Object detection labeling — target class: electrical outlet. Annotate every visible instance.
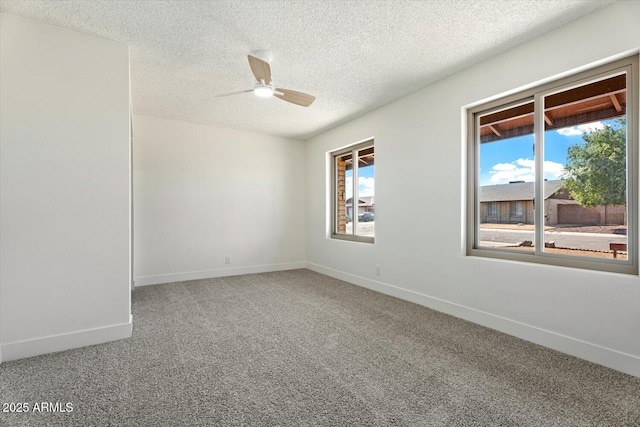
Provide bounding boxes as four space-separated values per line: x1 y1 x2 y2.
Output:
225 256 231 265
376 264 381 276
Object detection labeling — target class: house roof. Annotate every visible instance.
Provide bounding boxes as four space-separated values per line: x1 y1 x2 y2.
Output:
346 196 374 207
479 180 565 202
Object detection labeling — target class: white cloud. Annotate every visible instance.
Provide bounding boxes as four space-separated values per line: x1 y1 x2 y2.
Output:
491 162 516 171
359 177 375 197
556 121 605 136
345 176 352 199
487 158 564 185
516 158 534 169
345 176 375 198
543 160 565 180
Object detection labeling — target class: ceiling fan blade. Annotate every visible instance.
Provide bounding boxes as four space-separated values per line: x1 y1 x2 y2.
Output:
215 89 253 97
274 88 316 107
248 55 272 85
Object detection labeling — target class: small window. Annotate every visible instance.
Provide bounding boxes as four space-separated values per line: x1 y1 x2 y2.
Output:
331 140 375 243
467 55 638 274
510 201 523 218
488 202 498 218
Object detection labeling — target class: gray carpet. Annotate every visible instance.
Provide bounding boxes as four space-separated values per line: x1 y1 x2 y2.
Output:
1 269 639 426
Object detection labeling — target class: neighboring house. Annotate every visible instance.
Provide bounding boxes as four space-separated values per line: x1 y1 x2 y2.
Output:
479 180 625 225
346 196 374 219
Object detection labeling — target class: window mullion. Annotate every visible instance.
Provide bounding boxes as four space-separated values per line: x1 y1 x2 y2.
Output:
624 63 638 269
474 113 482 249
334 155 340 235
352 148 359 235
533 93 545 255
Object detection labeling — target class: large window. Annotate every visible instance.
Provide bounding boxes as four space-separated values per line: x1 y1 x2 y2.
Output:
467 55 638 274
331 140 375 243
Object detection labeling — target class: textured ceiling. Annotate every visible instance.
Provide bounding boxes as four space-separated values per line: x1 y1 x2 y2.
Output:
0 0 615 140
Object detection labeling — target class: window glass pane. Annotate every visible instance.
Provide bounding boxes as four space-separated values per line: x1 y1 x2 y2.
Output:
332 141 374 242
510 201 523 217
356 147 375 238
543 74 628 260
469 56 636 273
478 102 534 251
488 202 497 217
335 152 352 235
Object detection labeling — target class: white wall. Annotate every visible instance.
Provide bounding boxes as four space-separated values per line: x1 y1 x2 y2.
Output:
0 14 131 362
133 115 306 286
305 1 640 377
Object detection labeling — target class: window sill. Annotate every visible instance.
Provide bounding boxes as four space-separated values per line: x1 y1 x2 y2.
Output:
467 247 637 275
331 234 374 244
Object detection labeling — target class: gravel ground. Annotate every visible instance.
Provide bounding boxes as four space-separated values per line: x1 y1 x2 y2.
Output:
482 223 626 235
509 239 628 260
481 224 628 259
537 247 627 260
553 225 626 235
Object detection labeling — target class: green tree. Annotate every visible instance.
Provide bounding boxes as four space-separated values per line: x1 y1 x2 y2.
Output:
562 119 626 207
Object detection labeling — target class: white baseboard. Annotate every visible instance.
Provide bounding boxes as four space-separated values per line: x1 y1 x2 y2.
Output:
306 262 640 378
134 261 307 287
0 316 132 363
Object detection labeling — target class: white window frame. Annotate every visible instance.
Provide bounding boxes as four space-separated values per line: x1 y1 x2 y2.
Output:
467 55 638 275
331 139 375 243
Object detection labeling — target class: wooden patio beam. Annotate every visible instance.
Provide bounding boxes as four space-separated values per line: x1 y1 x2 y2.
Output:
610 93 622 112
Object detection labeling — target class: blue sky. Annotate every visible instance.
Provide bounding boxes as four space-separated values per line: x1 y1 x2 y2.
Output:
345 164 375 198
479 121 612 186
347 119 619 194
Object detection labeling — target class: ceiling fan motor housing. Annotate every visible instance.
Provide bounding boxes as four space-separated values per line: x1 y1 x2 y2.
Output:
254 82 275 97
251 50 273 64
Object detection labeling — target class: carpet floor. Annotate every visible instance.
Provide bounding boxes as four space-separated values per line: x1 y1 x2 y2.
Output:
1 269 639 426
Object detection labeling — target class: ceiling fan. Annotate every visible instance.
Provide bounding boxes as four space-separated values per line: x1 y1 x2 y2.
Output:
216 52 316 107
